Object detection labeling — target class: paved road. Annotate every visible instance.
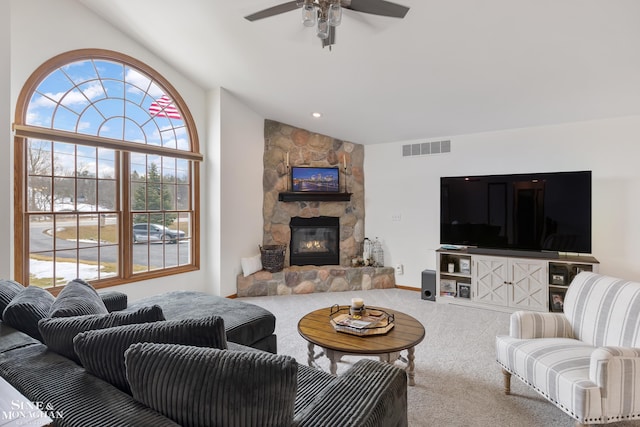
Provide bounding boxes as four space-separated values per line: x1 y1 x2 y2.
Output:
29 221 190 269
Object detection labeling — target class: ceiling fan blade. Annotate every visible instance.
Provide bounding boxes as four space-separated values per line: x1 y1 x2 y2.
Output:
245 1 303 22
344 0 409 18
322 25 336 49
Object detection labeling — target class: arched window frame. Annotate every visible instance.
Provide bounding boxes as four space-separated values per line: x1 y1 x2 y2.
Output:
13 49 201 293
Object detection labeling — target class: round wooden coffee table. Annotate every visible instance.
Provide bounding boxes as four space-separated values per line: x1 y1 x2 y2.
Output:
297 306 425 386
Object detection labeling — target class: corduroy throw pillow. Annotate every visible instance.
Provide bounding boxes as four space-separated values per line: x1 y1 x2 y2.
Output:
0 279 24 320
2 286 55 341
49 278 108 317
125 343 298 427
74 316 227 393
38 305 165 363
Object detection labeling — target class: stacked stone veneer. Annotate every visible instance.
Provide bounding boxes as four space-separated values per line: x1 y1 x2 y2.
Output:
237 265 396 297
262 119 365 266
236 120 395 298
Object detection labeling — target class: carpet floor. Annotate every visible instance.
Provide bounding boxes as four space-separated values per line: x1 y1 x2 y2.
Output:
240 288 640 427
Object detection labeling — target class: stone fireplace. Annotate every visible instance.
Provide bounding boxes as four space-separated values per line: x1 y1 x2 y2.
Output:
290 216 339 266
236 120 396 297
262 120 365 266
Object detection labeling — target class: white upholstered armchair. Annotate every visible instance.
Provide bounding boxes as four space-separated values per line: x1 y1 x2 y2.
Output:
496 272 640 426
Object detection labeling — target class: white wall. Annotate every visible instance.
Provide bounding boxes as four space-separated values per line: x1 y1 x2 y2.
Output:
9 0 212 300
203 87 264 297
0 1 10 278
205 88 222 296
218 89 265 297
365 116 640 288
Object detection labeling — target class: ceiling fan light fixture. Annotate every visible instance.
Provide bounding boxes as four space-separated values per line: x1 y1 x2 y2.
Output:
316 17 329 39
302 3 316 27
246 0 410 49
328 2 342 26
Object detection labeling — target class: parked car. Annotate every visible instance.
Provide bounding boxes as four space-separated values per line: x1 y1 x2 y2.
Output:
133 223 185 244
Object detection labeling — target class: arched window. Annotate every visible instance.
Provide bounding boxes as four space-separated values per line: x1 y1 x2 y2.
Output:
14 49 201 292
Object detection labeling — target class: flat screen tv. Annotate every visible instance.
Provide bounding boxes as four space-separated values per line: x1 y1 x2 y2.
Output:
440 171 592 254
291 167 340 192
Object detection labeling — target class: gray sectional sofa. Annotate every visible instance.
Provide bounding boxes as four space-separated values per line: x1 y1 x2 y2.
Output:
0 279 408 426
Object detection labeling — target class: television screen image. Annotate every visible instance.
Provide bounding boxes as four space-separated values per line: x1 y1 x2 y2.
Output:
440 171 592 254
291 167 340 192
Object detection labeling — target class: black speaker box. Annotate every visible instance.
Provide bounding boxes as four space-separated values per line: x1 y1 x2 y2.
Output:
421 269 436 301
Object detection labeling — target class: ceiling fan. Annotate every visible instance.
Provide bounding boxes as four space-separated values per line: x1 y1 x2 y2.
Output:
244 0 410 49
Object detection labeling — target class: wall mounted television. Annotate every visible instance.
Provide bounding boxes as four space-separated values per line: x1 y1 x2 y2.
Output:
440 171 592 256
291 167 340 192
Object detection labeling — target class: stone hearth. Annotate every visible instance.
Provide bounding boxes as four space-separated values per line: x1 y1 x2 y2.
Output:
237 266 396 297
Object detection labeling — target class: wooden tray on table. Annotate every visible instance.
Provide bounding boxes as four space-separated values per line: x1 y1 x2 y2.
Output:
329 304 395 336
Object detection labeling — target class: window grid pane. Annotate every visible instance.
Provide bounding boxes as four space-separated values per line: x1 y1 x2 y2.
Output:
26 58 191 152
18 51 198 289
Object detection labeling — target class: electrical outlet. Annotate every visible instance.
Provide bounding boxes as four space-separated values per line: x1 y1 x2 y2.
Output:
395 264 404 275
391 214 402 222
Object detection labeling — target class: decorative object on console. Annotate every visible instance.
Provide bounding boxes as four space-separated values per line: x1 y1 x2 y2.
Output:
550 273 567 286
440 279 456 297
457 283 471 299
549 264 568 286
549 289 566 312
459 259 471 275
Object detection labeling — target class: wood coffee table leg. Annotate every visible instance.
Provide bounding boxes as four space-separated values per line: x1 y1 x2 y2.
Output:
407 346 416 386
307 342 315 367
325 349 340 376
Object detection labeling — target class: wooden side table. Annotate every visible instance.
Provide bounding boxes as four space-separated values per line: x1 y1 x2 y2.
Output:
297 306 425 386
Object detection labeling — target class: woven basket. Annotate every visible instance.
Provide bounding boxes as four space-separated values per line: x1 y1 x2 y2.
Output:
260 244 286 273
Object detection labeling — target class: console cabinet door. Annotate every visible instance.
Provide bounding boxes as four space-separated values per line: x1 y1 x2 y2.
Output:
474 256 547 311
474 256 509 306
509 258 547 311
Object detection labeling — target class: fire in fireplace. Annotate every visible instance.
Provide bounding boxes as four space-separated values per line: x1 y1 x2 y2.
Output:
290 216 339 266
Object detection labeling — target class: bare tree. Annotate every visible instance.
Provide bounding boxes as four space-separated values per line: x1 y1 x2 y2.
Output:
27 140 52 212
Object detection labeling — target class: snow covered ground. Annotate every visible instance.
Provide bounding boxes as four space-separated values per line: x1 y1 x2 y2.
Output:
30 259 102 282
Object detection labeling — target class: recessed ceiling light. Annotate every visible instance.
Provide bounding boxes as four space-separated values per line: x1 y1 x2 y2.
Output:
311 112 322 118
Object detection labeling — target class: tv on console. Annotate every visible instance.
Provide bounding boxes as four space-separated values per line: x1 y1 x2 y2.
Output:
291 167 340 192
440 171 592 256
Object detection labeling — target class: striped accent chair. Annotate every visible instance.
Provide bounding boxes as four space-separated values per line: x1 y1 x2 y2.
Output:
496 272 640 426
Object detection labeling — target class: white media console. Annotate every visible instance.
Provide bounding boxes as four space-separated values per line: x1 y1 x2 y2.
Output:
436 248 599 313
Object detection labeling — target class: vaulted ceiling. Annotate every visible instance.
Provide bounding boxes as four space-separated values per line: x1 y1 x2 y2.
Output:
77 0 640 145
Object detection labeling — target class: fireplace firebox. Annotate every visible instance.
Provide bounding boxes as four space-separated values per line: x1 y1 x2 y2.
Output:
290 216 339 266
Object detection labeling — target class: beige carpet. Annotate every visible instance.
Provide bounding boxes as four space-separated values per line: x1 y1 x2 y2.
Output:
240 288 640 427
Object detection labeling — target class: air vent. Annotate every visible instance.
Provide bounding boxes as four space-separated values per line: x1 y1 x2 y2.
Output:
402 140 451 157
